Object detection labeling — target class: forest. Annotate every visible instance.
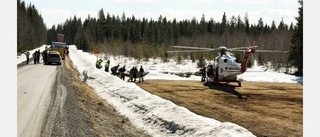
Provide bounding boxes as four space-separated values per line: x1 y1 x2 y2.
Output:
17 0 303 76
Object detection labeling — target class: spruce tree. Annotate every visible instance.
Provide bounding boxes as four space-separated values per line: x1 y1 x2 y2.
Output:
220 12 227 35
288 0 303 76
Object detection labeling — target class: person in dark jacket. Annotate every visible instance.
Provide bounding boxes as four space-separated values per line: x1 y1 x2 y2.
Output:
111 65 120 76
36 49 40 64
139 66 145 82
128 67 135 82
201 67 206 82
24 51 30 64
133 67 138 82
207 64 213 78
118 65 126 81
33 51 37 64
42 49 48 65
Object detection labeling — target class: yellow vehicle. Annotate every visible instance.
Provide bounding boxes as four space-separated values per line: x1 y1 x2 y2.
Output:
51 42 67 60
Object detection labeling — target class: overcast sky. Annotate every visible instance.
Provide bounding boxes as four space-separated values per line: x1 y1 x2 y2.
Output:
21 0 300 28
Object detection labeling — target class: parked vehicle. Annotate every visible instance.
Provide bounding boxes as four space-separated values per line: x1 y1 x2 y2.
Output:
46 51 62 65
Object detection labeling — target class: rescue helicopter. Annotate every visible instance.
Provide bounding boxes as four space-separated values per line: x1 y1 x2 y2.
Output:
166 41 288 87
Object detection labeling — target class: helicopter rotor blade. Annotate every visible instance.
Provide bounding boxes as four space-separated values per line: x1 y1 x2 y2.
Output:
232 49 288 53
226 51 234 56
228 46 258 51
170 46 215 50
166 49 214 53
253 50 289 53
168 44 288 53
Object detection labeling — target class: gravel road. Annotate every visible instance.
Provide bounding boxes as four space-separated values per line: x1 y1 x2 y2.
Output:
18 57 151 137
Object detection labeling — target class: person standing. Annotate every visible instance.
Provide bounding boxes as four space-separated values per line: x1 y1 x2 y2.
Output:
133 67 138 82
33 51 37 64
207 64 213 78
25 51 30 64
139 66 145 82
42 49 48 65
65 46 69 56
105 60 110 72
201 67 206 82
36 49 40 64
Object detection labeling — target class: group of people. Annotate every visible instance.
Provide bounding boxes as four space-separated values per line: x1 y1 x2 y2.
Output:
96 59 110 72
32 50 41 64
97 59 145 82
127 66 144 82
24 46 52 65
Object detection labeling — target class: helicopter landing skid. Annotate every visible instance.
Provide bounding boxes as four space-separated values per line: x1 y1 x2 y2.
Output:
205 77 242 87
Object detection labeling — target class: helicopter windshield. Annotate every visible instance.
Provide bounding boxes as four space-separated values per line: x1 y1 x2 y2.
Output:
217 53 240 67
225 53 237 61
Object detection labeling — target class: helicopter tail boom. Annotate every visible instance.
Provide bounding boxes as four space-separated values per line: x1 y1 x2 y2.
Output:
241 47 256 73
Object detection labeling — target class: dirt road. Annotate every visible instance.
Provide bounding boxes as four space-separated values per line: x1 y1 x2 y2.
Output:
137 80 303 137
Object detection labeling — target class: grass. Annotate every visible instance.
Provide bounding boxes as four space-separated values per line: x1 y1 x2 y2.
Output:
137 80 303 137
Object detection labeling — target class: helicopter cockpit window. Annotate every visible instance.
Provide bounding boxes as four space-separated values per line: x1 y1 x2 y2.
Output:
224 59 227 63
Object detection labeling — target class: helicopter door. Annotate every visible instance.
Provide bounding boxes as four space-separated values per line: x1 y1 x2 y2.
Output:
214 66 218 81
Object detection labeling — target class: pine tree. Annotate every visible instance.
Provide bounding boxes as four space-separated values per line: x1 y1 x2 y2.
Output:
288 0 303 76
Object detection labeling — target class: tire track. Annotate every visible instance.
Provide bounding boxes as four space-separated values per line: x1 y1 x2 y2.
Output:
42 67 68 137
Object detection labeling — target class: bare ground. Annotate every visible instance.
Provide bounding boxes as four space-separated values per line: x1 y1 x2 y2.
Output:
136 80 303 137
65 56 152 137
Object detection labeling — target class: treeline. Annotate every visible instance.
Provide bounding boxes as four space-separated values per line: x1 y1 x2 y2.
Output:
17 0 47 52
48 9 293 68
17 0 303 75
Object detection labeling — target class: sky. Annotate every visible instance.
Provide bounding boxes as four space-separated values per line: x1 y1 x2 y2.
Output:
19 0 301 29
15 44 305 136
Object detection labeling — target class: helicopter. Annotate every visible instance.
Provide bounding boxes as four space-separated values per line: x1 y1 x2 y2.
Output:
166 41 288 87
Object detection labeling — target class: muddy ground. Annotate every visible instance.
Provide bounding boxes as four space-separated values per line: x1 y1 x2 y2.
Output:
137 80 303 137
